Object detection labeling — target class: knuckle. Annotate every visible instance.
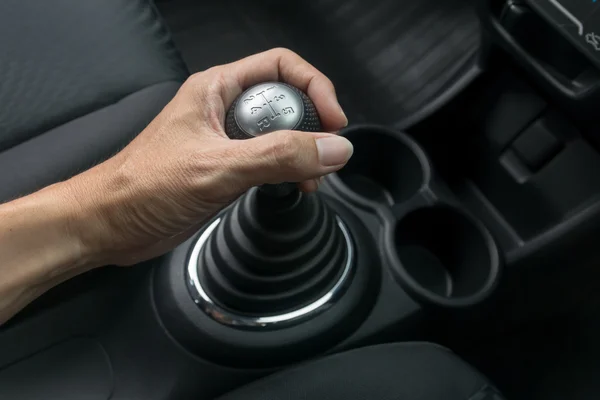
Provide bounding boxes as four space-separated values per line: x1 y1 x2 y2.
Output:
323 75 335 89
186 70 224 95
182 73 211 103
209 70 229 97
269 47 297 59
272 132 303 169
183 70 229 130
185 72 206 91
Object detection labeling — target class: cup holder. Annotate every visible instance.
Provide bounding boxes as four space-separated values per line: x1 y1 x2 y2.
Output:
329 125 501 309
336 126 430 206
389 205 502 308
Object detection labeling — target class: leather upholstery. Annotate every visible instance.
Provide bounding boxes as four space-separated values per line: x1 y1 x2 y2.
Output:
0 82 181 202
0 0 187 153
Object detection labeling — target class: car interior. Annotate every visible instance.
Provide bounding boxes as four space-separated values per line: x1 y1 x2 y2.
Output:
2 0 600 399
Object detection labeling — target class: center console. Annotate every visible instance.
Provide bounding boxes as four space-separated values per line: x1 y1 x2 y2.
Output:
154 82 503 368
154 122 503 369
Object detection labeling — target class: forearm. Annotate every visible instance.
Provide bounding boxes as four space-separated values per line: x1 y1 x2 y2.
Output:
0 184 95 325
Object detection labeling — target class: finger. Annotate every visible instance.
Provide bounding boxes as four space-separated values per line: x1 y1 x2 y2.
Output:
216 48 348 131
298 179 319 193
222 130 353 190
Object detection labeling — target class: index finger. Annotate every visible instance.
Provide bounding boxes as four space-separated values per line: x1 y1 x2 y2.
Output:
217 48 348 132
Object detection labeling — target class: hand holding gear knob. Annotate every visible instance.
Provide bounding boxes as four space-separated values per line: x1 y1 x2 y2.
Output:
225 82 324 196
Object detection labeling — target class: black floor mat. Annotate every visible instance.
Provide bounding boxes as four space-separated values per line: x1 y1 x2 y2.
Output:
157 0 480 126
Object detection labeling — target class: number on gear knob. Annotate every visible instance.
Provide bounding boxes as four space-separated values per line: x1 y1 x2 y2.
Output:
225 82 322 140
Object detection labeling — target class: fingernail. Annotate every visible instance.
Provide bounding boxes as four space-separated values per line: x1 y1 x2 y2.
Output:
340 109 348 127
316 136 354 167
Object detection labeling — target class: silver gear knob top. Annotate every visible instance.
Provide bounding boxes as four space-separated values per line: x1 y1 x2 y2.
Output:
225 82 322 140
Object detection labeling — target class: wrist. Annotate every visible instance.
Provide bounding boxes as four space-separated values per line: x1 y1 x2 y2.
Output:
0 180 106 324
58 157 151 267
55 168 117 269
0 184 96 301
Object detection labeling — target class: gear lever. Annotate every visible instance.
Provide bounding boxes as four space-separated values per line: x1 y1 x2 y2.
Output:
188 82 354 328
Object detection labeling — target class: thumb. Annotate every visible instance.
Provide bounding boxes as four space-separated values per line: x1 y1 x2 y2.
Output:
226 130 354 188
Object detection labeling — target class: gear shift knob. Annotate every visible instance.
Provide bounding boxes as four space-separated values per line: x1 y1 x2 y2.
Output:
225 82 322 139
225 82 322 197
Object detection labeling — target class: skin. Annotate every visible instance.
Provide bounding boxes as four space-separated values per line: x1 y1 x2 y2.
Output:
0 48 353 325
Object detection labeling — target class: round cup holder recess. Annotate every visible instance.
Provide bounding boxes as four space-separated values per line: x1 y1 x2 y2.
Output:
334 125 431 207
389 205 501 308
328 125 503 309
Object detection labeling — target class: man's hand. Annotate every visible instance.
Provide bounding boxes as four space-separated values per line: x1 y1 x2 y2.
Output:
62 48 352 267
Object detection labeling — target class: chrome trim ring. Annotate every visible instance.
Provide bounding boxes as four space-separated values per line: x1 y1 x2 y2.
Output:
186 216 355 330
